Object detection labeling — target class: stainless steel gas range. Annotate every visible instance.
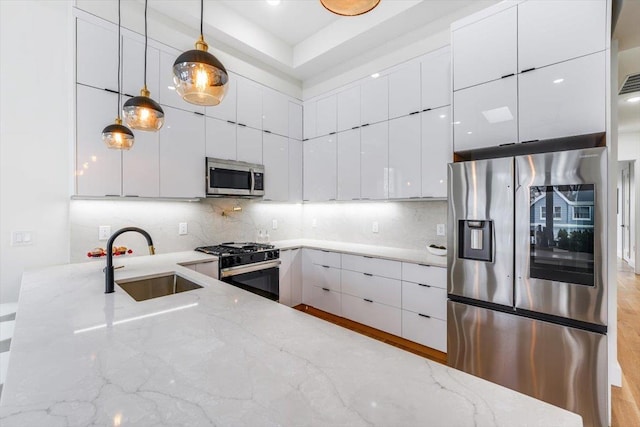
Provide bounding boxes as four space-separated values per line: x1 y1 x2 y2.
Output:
195 242 280 301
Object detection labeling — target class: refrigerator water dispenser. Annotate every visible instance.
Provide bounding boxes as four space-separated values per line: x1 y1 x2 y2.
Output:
458 220 493 262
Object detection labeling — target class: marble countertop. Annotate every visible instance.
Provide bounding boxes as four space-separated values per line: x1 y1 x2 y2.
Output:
0 252 581 426
272 239 448 268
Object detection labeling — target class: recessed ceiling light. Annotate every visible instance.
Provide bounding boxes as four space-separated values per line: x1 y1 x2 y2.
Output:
266 0 281 5
627 96 640 103
467 131 473 135
439 114 446 119
371 73 380 79
167 85 175 91
452 121 461 125
553 78 564 84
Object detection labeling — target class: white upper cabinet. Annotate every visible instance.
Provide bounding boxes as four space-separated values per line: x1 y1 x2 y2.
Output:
519 51 606 143
452 6 517 90
389 62 421 119
236 126 262 164
121 34 159 98
303 100 317 140
76 85 122 197
303 135 337 201
360 122 389 200
389 114 421 199
289 139 303 202
236 76 262 129
288 102 303 140
337 128 361 201
316 94 337 137
421 47 451 110
361 75 389 125
422 107 451 198
453 76 518 151
205 72 237 123
159 106 205 198
262 88 289 137
205 117 236 161
158 48 205 114
518 0 607 72
122 95 160 198
76 18 118 91
262 133 289 201
337 86 361 132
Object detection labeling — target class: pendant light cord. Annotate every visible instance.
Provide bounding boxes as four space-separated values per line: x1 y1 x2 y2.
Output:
117 0 122 118
144 0 148 88
200 0 204 37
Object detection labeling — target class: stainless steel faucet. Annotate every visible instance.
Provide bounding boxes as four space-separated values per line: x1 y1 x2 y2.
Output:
105 227 155 293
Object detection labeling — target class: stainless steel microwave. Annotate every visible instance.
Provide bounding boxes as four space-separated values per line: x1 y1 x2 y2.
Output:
206 158 264 197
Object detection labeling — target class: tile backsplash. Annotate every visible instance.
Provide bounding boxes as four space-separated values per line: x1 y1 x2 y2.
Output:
70 199 446 262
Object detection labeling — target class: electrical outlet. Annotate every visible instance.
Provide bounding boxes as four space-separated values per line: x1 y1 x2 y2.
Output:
372 221 379 233
11 230 34 246
99 226 111 241
272 219 278 230
178 222 188 235
436 224 446 236
312 218 317 228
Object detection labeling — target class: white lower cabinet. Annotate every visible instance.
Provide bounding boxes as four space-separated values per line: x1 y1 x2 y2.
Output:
402 311 447 352
305 249 341 268
401 281 447 321
306 264 341 292
279 249 301 307
311 286 342 316
341 253 401 279
341 270 401 308
342 294 401 336
182 261 218 279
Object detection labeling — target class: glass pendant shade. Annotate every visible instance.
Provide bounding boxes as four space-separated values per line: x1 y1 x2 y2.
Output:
173 36 229 106
320 0 380 16
102 118 135 150
123 87 165 131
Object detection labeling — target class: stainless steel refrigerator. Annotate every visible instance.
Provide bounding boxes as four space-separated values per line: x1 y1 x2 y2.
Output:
447 147 608 427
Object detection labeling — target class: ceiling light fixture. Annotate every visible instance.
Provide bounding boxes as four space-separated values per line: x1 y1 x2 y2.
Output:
123 0 164 131
553 78 564 84
626 96 640 103
321 0 381 16
173 0 229 106
102 0 134 150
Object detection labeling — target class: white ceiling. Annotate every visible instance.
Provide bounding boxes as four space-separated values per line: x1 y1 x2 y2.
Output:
150 0 489 82
615 1 640 135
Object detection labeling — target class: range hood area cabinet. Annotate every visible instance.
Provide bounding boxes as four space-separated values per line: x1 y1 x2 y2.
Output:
451 0 608 152
302 46 452 202
74 12 302 201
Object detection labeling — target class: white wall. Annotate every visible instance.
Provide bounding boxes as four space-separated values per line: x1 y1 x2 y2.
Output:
618 132 640 272
0 1 73 303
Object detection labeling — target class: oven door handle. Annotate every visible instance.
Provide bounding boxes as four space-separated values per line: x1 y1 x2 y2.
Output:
220 259 280 278
250 168 255 193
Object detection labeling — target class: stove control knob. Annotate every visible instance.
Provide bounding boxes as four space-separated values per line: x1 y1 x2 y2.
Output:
235 256 242 264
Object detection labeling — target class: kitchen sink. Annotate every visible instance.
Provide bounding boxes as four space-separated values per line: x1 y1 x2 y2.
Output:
116 274 203 302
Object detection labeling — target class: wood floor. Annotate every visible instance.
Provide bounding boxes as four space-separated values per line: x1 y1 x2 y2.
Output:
611 260 640 427
295 261 640 426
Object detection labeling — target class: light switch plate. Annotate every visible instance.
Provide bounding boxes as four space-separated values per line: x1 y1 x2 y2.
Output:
272 219 278 230
99 226 111 241
179 222 188 235
312 219 317 228
11 230 34 246
372 221 379 233
436 224 446 236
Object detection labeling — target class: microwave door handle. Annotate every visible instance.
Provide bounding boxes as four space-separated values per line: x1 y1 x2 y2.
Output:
250 168 255 193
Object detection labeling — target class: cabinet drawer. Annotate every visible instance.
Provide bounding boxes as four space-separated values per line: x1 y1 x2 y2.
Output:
304 249 341 268
342 294 401 336
341 270 401 308
310 286 342 317
401 281 447 320
401 263 446 289
305 264 341 292
341 254 401 279
402 310 447 352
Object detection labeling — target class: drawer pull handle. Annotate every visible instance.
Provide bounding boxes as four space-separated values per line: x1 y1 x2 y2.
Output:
322 287 330 292
322 265 330 269
501 73 515 79
418 313 431 319
418 283 431 288
521 67 536 73
321 250 330 253
363 273 373 277
364 298 373 303
363 255 374 259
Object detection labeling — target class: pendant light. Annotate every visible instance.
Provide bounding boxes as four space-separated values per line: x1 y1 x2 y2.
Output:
320 0 380 16
172 0 228 106
102 0 134 150
122 0 164 131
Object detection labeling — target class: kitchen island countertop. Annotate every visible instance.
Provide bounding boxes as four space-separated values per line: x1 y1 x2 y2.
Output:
0 252 581 426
